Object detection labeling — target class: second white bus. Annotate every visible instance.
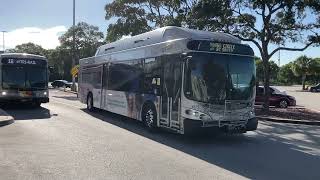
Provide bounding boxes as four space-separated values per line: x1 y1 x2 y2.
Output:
79 26 257 134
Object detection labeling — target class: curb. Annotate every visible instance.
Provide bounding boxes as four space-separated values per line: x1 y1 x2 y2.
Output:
257 116 320 126
54 88 78 95
0 109 14 127
62 90 78 95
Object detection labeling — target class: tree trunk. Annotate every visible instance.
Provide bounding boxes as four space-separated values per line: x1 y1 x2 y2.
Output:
262 57 270 112
302 74 306 90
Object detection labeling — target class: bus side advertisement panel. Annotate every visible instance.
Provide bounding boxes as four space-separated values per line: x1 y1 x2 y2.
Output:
106 90 159 121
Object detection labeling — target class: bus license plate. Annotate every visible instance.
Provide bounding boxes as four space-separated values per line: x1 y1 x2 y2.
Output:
20 91 32 97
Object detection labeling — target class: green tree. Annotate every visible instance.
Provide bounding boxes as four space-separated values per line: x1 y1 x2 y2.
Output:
104 0 193 42
255 57 279 85
46 48 68 81
292 56 318 90
59 22 104 64
277 62 299 85
313 58 320 84
187 0 233 30
46 46 77 81
190 0 320 110
53 22 104 81
11 43 47 56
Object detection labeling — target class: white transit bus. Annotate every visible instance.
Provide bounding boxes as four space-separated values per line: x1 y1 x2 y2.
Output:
79 26 257 134
0 53 49 107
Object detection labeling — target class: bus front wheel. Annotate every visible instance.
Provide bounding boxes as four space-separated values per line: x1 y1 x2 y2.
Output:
142 104 157 131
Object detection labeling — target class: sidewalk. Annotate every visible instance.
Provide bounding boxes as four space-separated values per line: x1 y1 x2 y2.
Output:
255 106 320 126
257 116 320 126
0 108 14 127
61 88 78 95
50 87 78 95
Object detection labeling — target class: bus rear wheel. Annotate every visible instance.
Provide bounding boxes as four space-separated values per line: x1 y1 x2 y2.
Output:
87 93 94 111
142 104 157 131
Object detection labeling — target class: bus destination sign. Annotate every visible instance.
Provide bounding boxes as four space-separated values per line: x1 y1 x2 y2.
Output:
209 43 235 53
8 58 36 65
1 58 47 66
187 40 254 56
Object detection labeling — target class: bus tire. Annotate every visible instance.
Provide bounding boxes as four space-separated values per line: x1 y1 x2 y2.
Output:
87 93 95 111
142 103 157 131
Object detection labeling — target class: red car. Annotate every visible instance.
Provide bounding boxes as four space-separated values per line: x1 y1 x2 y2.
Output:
255 86 296 108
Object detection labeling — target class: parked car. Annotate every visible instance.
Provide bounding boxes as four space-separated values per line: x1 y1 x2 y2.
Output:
255 86 296 108
309 83 320 92
51 80 72 88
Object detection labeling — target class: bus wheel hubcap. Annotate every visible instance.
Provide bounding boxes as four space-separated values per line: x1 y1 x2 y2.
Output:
145 109 154 127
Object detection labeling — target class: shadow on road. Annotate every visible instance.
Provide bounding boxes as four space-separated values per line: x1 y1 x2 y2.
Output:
2 104 55 120
83 108 320 180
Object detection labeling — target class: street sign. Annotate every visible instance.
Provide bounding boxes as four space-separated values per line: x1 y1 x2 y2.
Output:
71 65 79 77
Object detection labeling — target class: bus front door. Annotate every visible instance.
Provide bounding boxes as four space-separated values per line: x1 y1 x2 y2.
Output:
101 63 109 111
160 61 181 130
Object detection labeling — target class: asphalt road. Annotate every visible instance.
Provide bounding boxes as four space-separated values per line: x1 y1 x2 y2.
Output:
0 90 320 180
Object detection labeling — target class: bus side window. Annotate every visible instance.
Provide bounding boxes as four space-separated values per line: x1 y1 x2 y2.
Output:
93 71 102 88
103 65 108 89
81 69 101 89
82 72 90 83
108 66 121 91
143 76 161 95
108 64 143 93
143 58 161 95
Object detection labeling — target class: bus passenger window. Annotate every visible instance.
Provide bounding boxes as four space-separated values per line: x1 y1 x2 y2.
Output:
143 76 160 95
82 73 91 83
108 64 143 92
93 71 102 88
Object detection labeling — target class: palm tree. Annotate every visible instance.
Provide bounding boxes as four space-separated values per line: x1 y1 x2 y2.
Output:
292 56 318 90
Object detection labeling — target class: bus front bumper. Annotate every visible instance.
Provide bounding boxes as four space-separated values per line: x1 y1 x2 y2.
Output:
0 97 49 103
183 117 258 134
0 90 49 104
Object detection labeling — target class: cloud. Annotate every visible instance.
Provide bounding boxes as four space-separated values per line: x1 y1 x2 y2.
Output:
2 26 67 50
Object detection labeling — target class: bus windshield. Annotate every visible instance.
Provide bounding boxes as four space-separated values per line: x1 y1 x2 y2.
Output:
185 52 255 104
2 66 47 90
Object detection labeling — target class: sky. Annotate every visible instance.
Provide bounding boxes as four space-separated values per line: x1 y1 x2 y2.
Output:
0 0 112 49
0 0 319 65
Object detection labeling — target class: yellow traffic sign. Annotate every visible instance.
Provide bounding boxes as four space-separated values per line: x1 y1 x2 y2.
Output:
71 65 79 77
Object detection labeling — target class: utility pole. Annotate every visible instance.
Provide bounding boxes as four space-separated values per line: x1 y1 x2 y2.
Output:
278 46 281 66
71 0 76 91
1 31 7 52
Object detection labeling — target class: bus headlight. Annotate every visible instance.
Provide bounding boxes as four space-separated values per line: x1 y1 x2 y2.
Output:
1 91 7 96
43 91 48 96
185 109 210 121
